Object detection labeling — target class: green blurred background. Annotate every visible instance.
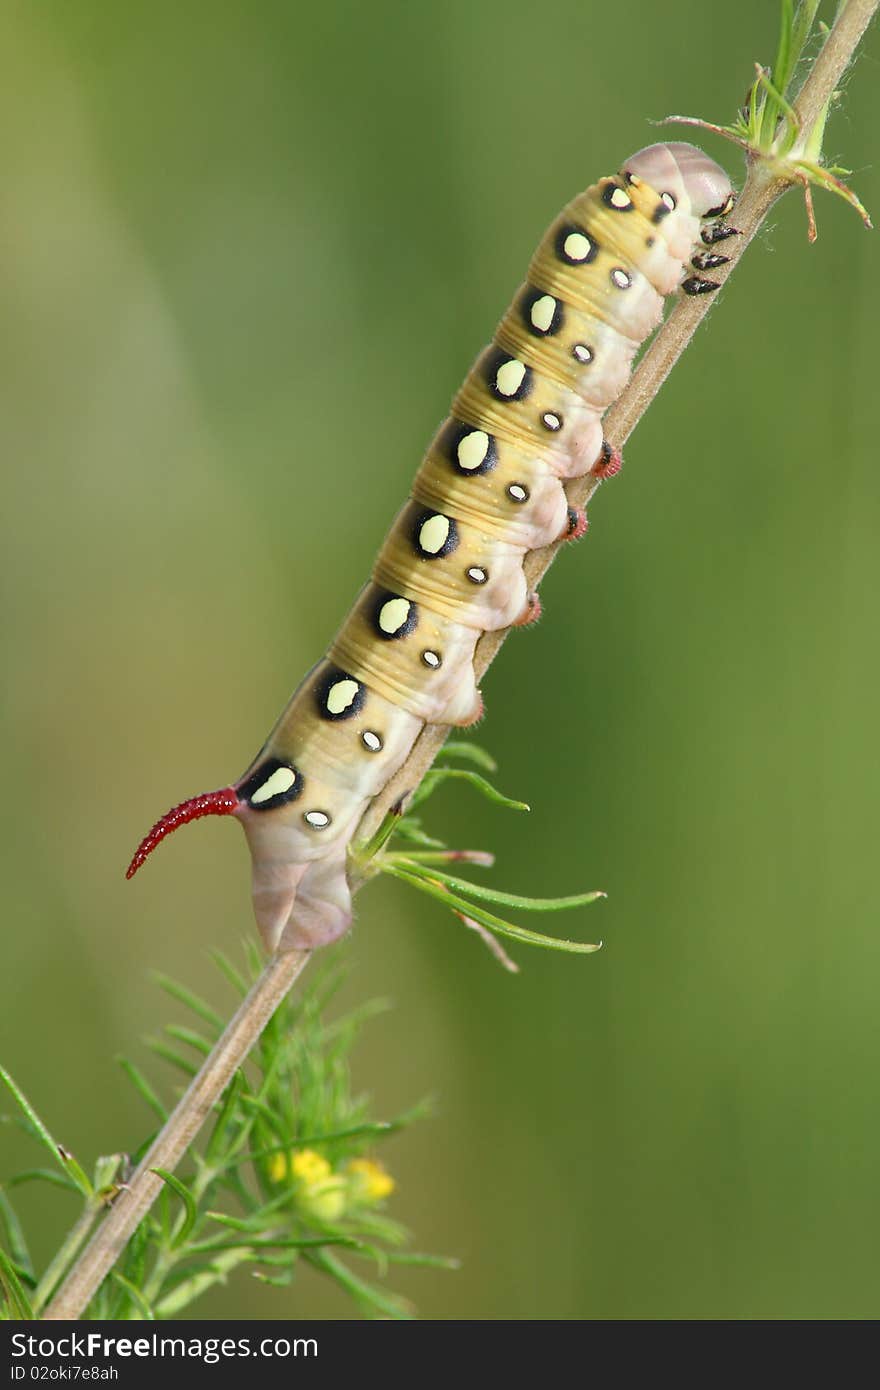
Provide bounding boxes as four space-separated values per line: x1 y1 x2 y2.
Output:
2 0 878 1319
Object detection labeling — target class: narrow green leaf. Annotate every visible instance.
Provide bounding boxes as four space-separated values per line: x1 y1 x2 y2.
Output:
392 818 446 848
205 1073 245 1164
165 1024 213 1057
144 1039 199 1077
187 1234 361 1257
119 1219 151 1297
380 1250 461 1270
396 862 605 913
409 768 529 813
0 1067 92 1197
307 1248 413 1320
0 1192 32 1279
117 1056 168 1122
153 973 224 1031
0 1246 34 1319
209 950 248 996
388 867 602 954
110 1270 155 1320
436 741 498 772
6 1168 80 1193
151 1169 198 1249
772 0 795 98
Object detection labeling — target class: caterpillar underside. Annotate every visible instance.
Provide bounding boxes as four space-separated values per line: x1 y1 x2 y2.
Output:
128 142 736 952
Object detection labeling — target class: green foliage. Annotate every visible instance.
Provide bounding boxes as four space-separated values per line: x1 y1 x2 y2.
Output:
0 957 449 1320
668 0 871 235
352 742 604 971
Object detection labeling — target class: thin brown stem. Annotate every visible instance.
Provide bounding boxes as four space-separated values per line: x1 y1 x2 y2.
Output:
42 950 309 1320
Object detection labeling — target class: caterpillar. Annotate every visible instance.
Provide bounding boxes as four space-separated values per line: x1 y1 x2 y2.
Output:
127 141 736 953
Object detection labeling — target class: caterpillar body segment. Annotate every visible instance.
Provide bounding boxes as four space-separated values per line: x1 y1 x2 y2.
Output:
127 142 735 953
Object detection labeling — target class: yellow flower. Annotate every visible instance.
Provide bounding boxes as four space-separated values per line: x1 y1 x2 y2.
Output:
267 1147 330 1186
267 1152 290 1184
347 1157 395 1202
290 1149 332 1184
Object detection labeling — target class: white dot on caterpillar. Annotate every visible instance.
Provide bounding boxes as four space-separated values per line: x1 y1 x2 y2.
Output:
529 295 557 332
418 514 451 554
304 810 331 829
610 268 632 290
541 412 562 432
422 650 441 668
457 430 490 470
563 231 592 262
661 192 677 211
467 566 488 585
507 483 529 503
326 678 360 715
249 766 297 805
362 731 383 752
378 597 412 635
572 343 593 364
609 187 633 210
494 358 527 397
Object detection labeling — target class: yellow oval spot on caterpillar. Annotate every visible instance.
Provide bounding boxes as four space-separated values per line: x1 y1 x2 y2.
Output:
378 597 411 634
250 766 297 805
529 295 557 332
495 358 526 397
326 679 360 715
563 231 592 262
419 514 451 554
457 430 490 470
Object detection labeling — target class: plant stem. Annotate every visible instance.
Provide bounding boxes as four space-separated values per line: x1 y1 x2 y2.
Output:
31 1203 103 1316
42 950 309 1320
38 0 877 1325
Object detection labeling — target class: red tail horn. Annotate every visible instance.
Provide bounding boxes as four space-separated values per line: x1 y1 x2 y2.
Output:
126 787 239 880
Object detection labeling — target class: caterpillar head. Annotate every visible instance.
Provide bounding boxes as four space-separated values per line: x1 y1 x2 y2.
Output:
624 141 735 220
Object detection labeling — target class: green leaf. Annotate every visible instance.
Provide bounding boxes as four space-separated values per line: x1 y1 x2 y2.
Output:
0 1066 92 1197
395 863 605 913
205 1072 245 1164
436 741 498 772
0 1246 34 1319
144 1039 199 1077
152 973 224 1031
165 1024 213 1057
117 1057 168 1122
151 1169 198 1249
209 950 249 996
110 1270 155 1320
307 1248 413 1320
118 1219 151 1297
409 768 529 814
388 867 602 955
5 1168 80 1193
0 1192 32 1279
391 817 446 848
